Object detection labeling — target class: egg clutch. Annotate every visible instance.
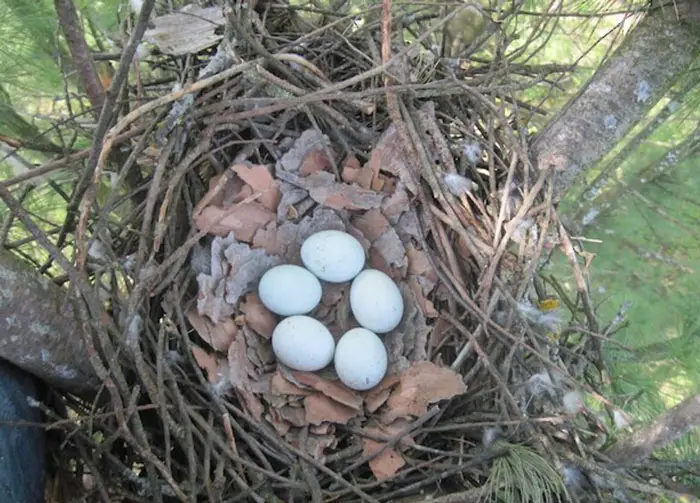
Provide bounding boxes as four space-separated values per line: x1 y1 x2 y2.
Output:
256 230 405 391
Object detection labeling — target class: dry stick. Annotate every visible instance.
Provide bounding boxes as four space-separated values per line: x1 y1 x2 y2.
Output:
339 407 441 478
441 311 521 416
428 250 575 389
175 319 303 497
298 426 324 503
492 154 520 249
129 326 186 443
94 326 190 502
74 55 261 268
149 125 217 262
54 0 105 114
70 0 156 268
135 134 177 271
397 486 488 503
155 324 173 475
85 308 190 501
515 182 555 303
198 79 466 124
172 289 282 473
429 205 492 258
158 345 202 502
418 106 493 246
476 165 551 308
27 404 164 430
380 0 479 377
65 283 187 503
290 3 468 104
90 114 164 254
408 191 493 374
423 107 493 242
433 219 465 293
0 125 149 188
84 49 335 166
202 413 216 502
185 409 305 491
224 405 381 503
326 457 447 502
407 100 492 265
175 392 276 500
554 210 605 377
450 295 500 372
255 65 367 143
185 411 278 503
222 413 247 482
264 53 375 114
374 450 507 503
75 439 112 503
413 104 495 270
572 452 699 501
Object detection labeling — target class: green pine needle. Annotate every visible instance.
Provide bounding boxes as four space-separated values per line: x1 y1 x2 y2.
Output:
482 442 567 503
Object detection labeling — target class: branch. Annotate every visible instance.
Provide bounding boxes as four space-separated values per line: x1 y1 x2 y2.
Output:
52 0 156 266
530 6 700 203
606 393 700 464
54 0 105 114
0 248 100 395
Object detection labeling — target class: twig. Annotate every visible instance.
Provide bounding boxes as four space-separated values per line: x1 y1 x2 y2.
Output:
73 0 157 269
54 0 105 114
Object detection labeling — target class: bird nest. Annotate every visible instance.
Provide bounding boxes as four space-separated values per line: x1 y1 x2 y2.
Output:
37 2 635 502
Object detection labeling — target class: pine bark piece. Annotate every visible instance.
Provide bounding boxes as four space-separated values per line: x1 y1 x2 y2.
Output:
0 249 100 394
143 5 225 56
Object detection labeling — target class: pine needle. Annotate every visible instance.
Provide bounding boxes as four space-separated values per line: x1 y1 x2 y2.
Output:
482 442 567 503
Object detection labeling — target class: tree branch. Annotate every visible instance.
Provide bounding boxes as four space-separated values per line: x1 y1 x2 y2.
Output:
0 248 100 395
606 393 700 464
54 0 105 114
530 6 700 203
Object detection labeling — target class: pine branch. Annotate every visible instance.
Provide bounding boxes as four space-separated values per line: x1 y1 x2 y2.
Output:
530 4 700 203
0 248 100 395
54 0 105 114
607 393 700 464
50 0 156 265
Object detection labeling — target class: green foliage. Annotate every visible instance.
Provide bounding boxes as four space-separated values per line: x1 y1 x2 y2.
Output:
0 86 46 141
545 75 700 471
0 0 63 94
482 442 567 503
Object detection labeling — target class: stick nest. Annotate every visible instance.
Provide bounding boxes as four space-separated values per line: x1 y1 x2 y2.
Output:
32 2 634 502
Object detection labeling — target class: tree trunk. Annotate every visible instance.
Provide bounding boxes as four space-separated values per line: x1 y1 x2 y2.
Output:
530 6 700 204
0 249 100 395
